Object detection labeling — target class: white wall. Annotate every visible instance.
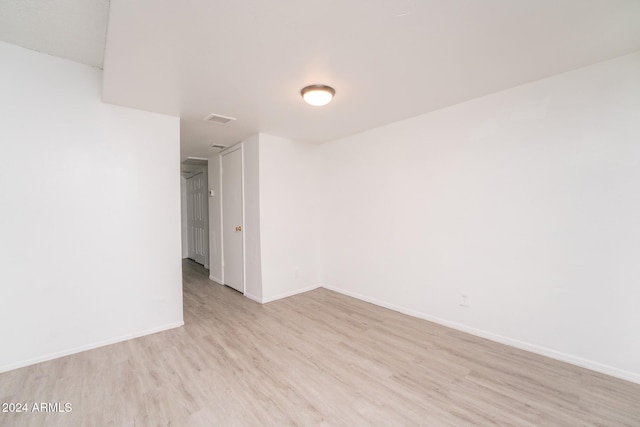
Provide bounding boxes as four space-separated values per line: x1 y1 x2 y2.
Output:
0 42 183 372
243 137 263 300
318 52 640 383
208 154 223 283
258 134 320 302
207 134 321 302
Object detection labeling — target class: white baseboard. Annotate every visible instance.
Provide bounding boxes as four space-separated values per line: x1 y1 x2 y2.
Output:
247 284 321 304
0 321 184 374
244 293 262 303
321 284 640 385
209 275 223 284
209 278 319 304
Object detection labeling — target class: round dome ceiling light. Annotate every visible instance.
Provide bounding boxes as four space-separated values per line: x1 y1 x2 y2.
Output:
301 84 335 106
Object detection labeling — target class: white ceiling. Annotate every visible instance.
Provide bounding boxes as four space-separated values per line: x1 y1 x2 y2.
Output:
4 1 640 162
0 0 109 68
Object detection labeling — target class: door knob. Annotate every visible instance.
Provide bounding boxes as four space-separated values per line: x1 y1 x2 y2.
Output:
235 225 242 232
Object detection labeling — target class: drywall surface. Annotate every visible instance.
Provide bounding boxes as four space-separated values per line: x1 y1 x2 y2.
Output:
0 42 183 372
318 52 640 382
258 134 321 302
243 137 263 300
207 154 223 283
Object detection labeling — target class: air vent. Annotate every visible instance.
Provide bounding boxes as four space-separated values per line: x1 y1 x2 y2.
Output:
210 144 227 149
203 113 236 124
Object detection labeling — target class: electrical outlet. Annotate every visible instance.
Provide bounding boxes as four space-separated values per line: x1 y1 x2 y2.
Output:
460 293 470 307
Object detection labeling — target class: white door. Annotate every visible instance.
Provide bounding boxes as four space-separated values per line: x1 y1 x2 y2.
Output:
221 147 244 293
186 171 208 266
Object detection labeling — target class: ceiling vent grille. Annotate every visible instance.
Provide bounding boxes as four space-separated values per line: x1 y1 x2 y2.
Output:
203 113 236 124
210 144 227 149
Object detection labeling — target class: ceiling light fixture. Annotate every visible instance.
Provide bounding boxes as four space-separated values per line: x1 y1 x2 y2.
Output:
301 85 335 106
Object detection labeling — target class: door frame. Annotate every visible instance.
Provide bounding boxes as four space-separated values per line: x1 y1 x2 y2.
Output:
219 143 246 294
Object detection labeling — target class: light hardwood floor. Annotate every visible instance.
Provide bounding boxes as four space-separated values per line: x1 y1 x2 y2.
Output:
1 259 639 426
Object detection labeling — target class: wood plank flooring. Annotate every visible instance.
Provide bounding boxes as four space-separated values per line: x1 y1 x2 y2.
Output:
1 259 639 426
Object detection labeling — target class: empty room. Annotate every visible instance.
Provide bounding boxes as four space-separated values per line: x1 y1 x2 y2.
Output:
1 0 640 425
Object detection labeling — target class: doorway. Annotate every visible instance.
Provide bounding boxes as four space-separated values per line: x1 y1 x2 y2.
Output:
182 160 209 268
